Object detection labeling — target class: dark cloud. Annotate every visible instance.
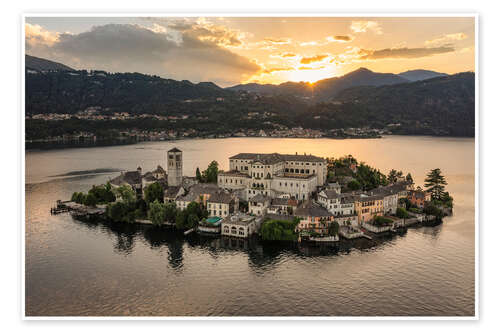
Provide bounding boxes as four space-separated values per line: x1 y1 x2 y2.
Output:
27 23 260 87
359 46 455 59
332 35 352 42
300 54 329 64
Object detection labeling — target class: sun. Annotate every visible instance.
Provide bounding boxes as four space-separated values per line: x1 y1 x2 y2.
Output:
287 66 338 84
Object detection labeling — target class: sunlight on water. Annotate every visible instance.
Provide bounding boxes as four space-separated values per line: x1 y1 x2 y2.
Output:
25 136 475 316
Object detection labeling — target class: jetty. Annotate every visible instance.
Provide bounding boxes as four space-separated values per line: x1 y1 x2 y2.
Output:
50 201 106 218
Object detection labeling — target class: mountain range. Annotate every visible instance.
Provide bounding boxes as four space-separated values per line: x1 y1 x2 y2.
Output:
227 67 447 101
24 54 474 138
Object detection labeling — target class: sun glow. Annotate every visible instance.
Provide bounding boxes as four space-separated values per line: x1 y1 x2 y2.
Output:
287 66 338 84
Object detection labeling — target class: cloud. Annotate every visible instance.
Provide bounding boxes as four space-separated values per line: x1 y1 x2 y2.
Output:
350 21 382 34
425 33 467 45
358 46 455 59
25 23 60 51
326 35 352 42
263 37 292 45
262 66 294 74
300 54 329 64
298 66 325 70
25 23 260 87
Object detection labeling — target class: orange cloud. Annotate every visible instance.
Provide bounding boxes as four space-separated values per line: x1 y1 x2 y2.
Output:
425 33 467 45
300 54 329 64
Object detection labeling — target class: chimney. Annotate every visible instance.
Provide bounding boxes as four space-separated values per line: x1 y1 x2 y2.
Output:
137 166 142 175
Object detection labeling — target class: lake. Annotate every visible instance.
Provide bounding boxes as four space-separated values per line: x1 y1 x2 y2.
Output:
25 136 475 316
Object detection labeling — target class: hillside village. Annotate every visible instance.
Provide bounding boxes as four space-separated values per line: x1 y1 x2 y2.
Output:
62 147 452 243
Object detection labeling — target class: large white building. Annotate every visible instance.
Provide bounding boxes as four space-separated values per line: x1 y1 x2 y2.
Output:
218 152 327 201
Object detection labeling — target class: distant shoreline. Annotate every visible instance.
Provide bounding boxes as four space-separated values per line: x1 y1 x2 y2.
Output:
25 133 475 152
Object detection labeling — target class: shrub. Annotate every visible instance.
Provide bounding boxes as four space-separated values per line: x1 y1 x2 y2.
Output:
396 207 409 219
261 219 299 241
373 216 393 227
147 200 167 226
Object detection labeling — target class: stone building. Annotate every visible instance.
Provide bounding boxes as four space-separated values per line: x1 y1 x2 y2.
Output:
218 152 327 201
221 213 262 238
167 147 183 187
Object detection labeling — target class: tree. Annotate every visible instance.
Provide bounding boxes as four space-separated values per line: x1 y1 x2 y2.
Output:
328 221 340 236
347 179 361 191
202 161 219 183
405 173 414 184
115 185 136 204
164 202 178 222
107 201 127 222
144 182 164 204
186 214 199 229
396 207 409 219
175 210 188 230
147 200 167 226
424 168 448 201
196 167 202 182
83 192 98 206
388 169 398 183
424 204 444 219
261 219 299 241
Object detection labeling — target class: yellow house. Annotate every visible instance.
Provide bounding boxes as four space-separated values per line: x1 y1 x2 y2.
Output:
355 194 384 224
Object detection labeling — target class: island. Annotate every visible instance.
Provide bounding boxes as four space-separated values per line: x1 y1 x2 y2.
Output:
53 147 454 245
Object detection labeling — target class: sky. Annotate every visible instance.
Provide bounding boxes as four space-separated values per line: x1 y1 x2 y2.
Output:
25 16 475 87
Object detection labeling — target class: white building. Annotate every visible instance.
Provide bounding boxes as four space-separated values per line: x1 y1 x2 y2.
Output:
221 213 262 238
317 190 356 216
248 194 271 216
218 152 327 201
207 191 238 218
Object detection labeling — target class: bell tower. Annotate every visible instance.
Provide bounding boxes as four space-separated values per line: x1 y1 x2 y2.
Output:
167 147 183 187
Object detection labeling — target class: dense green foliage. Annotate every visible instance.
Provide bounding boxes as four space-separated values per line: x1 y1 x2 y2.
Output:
197 161 219 183
373 216 393 227
144 182 164 204
326 155 388 191
328 221 340 236
423 204 445 219
396 207 409 219
261 219 299 241
114 185 136 204
175 202 207 230
147 200 167 226
424 168 452 207
106 201 138 224
71 182 115 206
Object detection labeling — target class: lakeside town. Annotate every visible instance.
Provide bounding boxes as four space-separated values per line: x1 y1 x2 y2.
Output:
53 147 454 244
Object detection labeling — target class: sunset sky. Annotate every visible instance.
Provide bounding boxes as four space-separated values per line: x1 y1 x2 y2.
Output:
25 16 475 87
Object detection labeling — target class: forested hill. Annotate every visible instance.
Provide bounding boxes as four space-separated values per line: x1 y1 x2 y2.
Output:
26 54 74 71
25 70 233 115
24 55 475 138
298 72 475 137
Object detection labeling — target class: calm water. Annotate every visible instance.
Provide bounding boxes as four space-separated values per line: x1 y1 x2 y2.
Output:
25 136 475 316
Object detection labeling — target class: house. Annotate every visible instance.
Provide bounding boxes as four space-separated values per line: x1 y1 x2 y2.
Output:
408 189 432 209
175 191 199 210
354 194 384 224
110 167 143 196
317 190 356 216
325 182 341 194
221 213 262 238
294 201 335 235
207 191 238 218
248 193 271 216
266 197 298 215
164 186 185 203
368 186 399 215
